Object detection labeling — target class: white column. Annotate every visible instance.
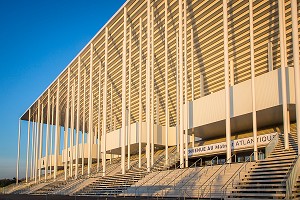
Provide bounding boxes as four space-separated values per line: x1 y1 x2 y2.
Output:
179 0 184 168
26 109 31 182
278 0 289 150
33 115 38 180
291 0 300 155
128 26 132 170
122 7 127 174
75 57 81 179
82 69 86 175
139 17 142 168
151 6 155 166
65 68 70 179
249 0 258 161
16 119 21 185
184 0 188 168
70 85 75 177
50 97 54 179
35 100 40 182
176 32 179 152
103 26 108 176
54 79 60 179
268 42 273 72
30 114 35 180
45 90 50 180
97 69 101 173
88 43 94 176
191 29 194 101
230 59 234 86
223 0 231 163
164 0 169 164
64 107 68 180
146 0 151 172
38 104 44 181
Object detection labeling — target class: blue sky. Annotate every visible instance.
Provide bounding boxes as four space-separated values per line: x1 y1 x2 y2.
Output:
0 0 125 179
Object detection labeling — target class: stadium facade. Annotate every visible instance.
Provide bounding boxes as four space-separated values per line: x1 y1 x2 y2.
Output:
13 0 300 198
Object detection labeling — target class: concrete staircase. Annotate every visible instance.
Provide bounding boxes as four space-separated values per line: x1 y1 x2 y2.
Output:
75 146 177 196
229 132 298 199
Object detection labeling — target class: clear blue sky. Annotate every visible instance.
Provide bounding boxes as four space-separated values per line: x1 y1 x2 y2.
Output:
0 0 125 179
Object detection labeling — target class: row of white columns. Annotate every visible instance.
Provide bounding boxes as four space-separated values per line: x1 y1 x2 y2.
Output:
16 0 300 184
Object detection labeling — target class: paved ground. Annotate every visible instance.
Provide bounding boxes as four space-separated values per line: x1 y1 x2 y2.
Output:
0 195 183 200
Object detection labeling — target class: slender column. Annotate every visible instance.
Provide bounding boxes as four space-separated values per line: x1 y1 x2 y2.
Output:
249 0 258 160
45 90 50 180
65 68 70 178
39 104 44 181
278 0 289 150
88 43 94 176
122 7 127 175
97 68 101 173
50 97 54 179
75 57 81 178
139 18 142 168
164 0 169 164
191 29 194 100
184 0 188 168
291 0 300 155
30 114 35 180
191 28 195 149
26 109 31 182
230 59 234 86
151 6 154 166
268 42 273 72
179 0 184 168
128 26 132 170
16 119 21 185
33 116 38 181
64 107 68 180
70 85 75 177
54 79 60 179
82 70 86 175
35 100 40 182
176 32 179 152
223 0 231 163
146 0 151 172
103 26 108 176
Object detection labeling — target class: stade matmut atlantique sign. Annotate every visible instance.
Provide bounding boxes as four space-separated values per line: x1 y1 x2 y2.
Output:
188 132 277 157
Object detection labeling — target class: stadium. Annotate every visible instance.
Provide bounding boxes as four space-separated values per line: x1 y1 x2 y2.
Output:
4 0 300 199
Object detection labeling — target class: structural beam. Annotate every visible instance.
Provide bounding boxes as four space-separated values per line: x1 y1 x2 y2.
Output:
54 79 60 179
223 0 232 163
16 119 21 185
291 0 300 155
249 0 258 161
278 0 289 150
138 17 142 168
164 0 169 165
75 57 81 179
88 43 94 176
122 7 127 175
103 26 108 176
26 109 31 183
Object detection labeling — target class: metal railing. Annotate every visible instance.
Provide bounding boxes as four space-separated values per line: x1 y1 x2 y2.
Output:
197 154 236 199
265 132 279 158
285 154 300 199
221 152 255 198
154 156 219 198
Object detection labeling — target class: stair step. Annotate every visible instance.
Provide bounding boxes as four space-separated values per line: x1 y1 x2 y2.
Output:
230 192 285 198
232 188 286 192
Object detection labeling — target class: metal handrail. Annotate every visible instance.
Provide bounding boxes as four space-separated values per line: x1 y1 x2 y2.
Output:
158 156 218 198
134 152 180 196
210 155 219 166
265 132 279 158
134 151 177 189
221 152 255 198
198 154 236 199
166 158 206 193
285 154 300 199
